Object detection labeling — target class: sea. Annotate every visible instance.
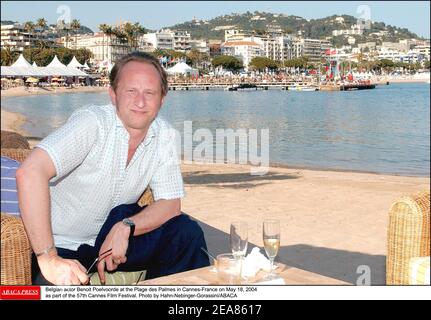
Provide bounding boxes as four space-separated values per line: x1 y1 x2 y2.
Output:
1 82 429 176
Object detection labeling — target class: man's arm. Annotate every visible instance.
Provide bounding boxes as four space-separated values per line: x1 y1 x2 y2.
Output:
133 198 181 235
96 198 181 283
16 148 89 285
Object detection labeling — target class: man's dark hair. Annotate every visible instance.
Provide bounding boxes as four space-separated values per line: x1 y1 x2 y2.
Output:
109 51 168 96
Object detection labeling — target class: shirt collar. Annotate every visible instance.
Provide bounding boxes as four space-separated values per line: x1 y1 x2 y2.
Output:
114 108 158 146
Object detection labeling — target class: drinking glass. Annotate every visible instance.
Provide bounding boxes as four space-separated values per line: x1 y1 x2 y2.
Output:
216 253 241 284
263 219 280 279
230 221 248 258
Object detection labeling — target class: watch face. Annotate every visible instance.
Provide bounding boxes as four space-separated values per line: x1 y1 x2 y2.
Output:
123 218 135 226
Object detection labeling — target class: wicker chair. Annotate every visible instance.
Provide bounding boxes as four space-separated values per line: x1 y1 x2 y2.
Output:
1 137 154 285
1 130 30 149
386 190 430 285
1 141 32 285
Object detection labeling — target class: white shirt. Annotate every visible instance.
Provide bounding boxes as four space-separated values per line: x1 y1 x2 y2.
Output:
37 104 185 250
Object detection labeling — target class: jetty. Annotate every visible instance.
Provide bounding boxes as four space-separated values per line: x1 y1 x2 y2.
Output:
168 81 378 91
168 81 319 91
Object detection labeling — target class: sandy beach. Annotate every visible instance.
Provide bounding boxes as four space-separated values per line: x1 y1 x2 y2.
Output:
1 88 429 284
1 109 30 136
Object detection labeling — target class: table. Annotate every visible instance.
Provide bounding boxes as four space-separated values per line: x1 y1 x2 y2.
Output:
138 263 349 285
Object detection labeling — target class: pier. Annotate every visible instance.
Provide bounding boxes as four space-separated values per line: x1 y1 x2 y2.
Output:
168 82 377 91
168 82 319 91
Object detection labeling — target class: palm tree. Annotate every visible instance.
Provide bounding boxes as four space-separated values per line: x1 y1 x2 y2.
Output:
24 21 35 47
58 19 71 48
36 18 47 48
99 24 114 61
122 22 146 50
1 46 19 66
71 19 81 49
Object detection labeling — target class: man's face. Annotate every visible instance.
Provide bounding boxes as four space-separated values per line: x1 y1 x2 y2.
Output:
109 61 165 133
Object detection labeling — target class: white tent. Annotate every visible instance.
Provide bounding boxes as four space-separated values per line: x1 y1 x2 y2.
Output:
11 54 32 67
166 62 198 76
47 55 66 68
41 66 88 77
67 56 84 68
32 61 38 67
2 54 88 78
3 54 37 76
83 62 90 70
43 55 88 76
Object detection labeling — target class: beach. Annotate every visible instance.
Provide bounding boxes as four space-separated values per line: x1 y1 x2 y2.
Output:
1 109 30 136
1 88 429 284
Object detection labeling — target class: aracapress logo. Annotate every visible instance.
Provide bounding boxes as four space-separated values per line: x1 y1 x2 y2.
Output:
0 286 41 300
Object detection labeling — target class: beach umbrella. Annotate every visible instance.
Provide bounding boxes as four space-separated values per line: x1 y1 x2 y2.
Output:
25 77 39 83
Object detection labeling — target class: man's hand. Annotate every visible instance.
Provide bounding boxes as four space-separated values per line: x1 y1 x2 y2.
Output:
38 254 89 285
97 221 130 284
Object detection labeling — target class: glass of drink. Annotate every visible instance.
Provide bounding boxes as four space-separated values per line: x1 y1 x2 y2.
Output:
263 219 280 280
216 253 241 285
230 221 248 258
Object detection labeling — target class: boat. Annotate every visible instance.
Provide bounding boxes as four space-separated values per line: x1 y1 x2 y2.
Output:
288 85 318 91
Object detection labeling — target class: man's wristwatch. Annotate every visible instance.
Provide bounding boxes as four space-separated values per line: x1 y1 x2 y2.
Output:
122 218 135 242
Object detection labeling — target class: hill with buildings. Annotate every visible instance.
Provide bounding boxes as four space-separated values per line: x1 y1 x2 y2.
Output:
167 11 422 46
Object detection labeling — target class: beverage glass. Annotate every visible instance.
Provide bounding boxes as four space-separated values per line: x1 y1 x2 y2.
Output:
230 221 248 258
263 219 280 280
216 253 241 285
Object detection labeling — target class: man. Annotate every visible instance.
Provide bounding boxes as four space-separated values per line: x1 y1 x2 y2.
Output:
17 52 209 285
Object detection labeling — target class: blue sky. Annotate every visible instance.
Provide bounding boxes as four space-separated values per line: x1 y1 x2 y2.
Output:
1 1 430 38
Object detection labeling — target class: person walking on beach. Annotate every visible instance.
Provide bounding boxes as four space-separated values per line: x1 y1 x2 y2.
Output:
16 52 210 285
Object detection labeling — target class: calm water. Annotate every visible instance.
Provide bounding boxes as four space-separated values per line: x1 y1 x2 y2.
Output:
2 83 430 176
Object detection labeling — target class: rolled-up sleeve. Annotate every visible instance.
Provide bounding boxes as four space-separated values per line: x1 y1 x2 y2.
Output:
37 109 99 182
149 129 185 201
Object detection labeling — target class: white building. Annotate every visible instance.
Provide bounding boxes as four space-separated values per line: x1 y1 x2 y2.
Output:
376 48 424 63
381 41 410 53
189 39 209 53
221 40 263 68
70 33 132 64
412 44 430 61
224 29 251 42
1 23 54 52
347 36 356 45
357 42 377 52
143 29 191 52
291 38 331 64
332 24 364 36
173 30 191 51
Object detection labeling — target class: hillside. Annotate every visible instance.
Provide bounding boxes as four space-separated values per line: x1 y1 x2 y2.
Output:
166 11 421 46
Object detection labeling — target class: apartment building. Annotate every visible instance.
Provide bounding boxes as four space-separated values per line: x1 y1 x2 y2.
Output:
143 29 191 52
221 40 263 68
1 23 55 51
